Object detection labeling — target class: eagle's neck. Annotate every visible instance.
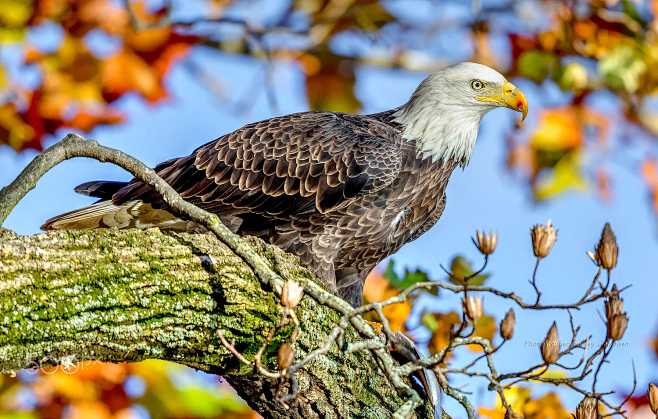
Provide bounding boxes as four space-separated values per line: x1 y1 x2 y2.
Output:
391 100 485 167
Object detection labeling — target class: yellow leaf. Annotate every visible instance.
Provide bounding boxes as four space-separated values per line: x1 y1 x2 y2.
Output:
0 103 35 150
0 0 33 26
428 311 461 355
0 27 26 43
534 152 587 200
0 65 6 89
479 386 531 419
530 109 582 151
479 386 571 419
524 392 571 418
529 367 567 382
468 314 497 352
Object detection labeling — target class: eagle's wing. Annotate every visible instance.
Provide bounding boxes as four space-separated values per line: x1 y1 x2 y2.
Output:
113 111 404 216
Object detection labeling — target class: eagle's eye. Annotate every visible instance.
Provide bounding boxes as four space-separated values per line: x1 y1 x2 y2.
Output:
470 79 486 90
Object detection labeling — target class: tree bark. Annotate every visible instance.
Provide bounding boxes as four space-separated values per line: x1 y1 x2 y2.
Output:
0 227 432 418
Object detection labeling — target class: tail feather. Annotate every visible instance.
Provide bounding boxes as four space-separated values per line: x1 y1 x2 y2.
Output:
41 200 203 232
74 181 127 199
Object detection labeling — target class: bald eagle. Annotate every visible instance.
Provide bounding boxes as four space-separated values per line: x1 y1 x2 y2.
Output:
43 62 527 306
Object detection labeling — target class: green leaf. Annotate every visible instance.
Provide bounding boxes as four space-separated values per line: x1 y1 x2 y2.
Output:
421 312 439 332
447 255 489 286
599 44 646 93
517 50 559 83
384 260 431 290
0 27 26 44
621 0 645 26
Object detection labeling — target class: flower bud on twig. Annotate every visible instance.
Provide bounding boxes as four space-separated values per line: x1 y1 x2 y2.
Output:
281 280 304 309
595 223 618 270
462 296 483 321
648 383 658 414
500 308 516 340
574 396 598 419
540 322 560 364
474 230 497 255
277 342 295 370
530 221 557 258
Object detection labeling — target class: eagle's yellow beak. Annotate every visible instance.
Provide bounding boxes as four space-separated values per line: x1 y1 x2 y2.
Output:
477 81 528 121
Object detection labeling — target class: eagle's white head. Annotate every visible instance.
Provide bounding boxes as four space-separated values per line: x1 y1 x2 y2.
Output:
393 62 528 166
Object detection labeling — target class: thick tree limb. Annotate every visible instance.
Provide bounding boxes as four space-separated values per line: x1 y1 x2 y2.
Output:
0 227 427 418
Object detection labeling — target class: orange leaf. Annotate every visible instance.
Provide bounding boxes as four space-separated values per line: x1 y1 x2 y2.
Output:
641 159 658 214
0 103 35 150
67 110 124 131
467 314 497 352
596 168 613 202
530 108 583 151
363 271 411 332
102 49 165 102
428 311 461 355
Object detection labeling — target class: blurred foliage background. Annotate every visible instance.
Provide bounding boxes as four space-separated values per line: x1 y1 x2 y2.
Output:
3 0 658 417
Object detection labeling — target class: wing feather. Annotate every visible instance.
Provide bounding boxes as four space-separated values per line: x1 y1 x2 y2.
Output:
112 112 403 216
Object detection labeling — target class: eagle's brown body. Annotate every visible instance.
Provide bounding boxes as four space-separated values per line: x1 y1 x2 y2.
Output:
43 110 456 305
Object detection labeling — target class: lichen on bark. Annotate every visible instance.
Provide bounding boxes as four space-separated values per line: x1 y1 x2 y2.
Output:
0 228 425 418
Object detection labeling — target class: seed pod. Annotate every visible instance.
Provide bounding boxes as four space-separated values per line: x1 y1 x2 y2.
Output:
530 221 558 258
607 312 628 341
595 223 618 270
474 230 498 255
462 296 483 321
277 342 295 370
281 280 304 309
540 322 560 364
604 286 628 341
604 286 624 321
574 396 598 419
500 308 516 340
648 383 658 414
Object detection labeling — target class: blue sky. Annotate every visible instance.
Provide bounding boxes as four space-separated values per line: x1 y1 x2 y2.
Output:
2 3 658 414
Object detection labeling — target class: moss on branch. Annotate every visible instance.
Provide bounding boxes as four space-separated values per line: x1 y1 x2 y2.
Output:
0 228 417 418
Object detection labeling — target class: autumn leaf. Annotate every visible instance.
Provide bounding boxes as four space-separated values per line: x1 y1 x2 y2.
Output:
534 152 587 201
425 311 461 355
305 50 360 113
0 65 6 90
0 360 255 419
479 386 571 419
0 103 35 151
363 270 411 332
446 255 490 286
382 260 431 291
530 108 583 152
599 43 647 93
102 49 166 102
467 314 497 352
0 0 31 44
641 158 658 214
517 50 560 82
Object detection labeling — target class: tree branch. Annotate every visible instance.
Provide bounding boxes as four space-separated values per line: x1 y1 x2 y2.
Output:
0 227 425 418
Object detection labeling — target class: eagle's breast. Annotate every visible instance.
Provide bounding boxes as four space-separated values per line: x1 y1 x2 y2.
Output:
332 150 455 273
